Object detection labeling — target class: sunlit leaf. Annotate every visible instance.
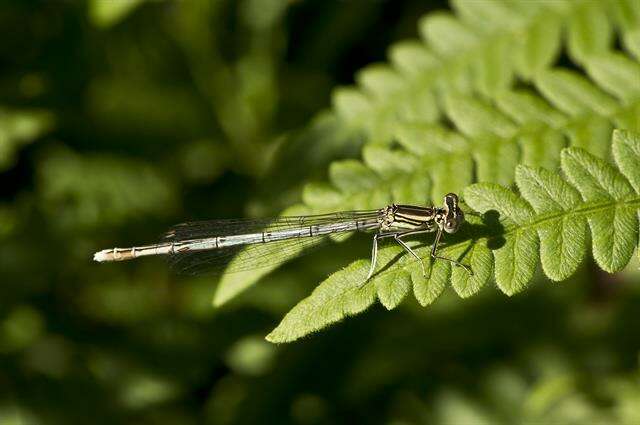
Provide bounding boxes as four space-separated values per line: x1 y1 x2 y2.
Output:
269 132 640 341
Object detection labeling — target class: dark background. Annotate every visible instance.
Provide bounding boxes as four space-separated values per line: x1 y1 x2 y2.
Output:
1 1 639 424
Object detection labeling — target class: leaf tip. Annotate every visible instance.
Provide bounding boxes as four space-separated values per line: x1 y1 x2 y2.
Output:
212 290 230 308
612 128 626 141
264 331 284 344
266 325 309 344
497 283 527 297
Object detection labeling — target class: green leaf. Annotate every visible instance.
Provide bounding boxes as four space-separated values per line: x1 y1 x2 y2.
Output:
363 145 417 179
452 0 524 30
374 249 412 310
566 1 612 63
266 260 376 343
412 259 449 307
561 148 634 201
213 268 279 307
463 183 534 225
515 166 586 281
327 160 391 210
302 183 344 210
584 53 640 102
517 129 565 170
562 148 637 272
623 29 640 61
615 129 640 261
389 41 438 77
495 90 566 128
450 240 493 298
331 0 637 151
269 131 640 342
565 115 612 159
535 69 618 117
356 65 405 100
514 10 562 79
394 124 472 201
587 207 637 273
216 1 640 312
611 0 640 32
473 135 520 188
444 94 517 138
493 229 539 296
332 88 373 127
391 169 431 206
463 183 537 295
474 34 515 97
329 160 379 194
258 0 640 342
612 129 640 193
421 12 478 54
428 152 473 203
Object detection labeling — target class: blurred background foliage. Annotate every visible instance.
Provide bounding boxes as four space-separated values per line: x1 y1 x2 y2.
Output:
0 0 639 424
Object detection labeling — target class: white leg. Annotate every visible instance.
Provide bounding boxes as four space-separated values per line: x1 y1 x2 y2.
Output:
365 234 379 282
362 233 395 285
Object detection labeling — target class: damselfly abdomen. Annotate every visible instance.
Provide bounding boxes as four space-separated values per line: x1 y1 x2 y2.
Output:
93 193 472 281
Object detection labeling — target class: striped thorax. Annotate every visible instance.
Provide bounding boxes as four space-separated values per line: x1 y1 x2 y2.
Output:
380 193 464 234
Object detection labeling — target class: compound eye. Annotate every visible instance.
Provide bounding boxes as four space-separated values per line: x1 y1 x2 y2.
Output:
444 220 456 233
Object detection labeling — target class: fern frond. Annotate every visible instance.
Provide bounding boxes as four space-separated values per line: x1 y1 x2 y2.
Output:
334 0 639 143
215 65 640 306
266 130 640 343
214 1 640 306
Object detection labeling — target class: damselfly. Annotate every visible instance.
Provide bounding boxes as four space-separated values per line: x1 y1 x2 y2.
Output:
93 193 472 282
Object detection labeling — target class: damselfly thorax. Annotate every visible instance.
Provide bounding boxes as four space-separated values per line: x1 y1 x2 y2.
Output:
94 193 472 282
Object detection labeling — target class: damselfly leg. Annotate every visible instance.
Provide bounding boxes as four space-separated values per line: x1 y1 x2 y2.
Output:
363 230 429 284
362 226 472 285
365 233 393 282
430 227 473 275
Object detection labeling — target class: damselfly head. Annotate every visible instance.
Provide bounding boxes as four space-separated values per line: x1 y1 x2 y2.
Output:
443 193 464 234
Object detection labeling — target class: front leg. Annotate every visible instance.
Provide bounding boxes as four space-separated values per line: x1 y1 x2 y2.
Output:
394 230 432 277
430 227 473 275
